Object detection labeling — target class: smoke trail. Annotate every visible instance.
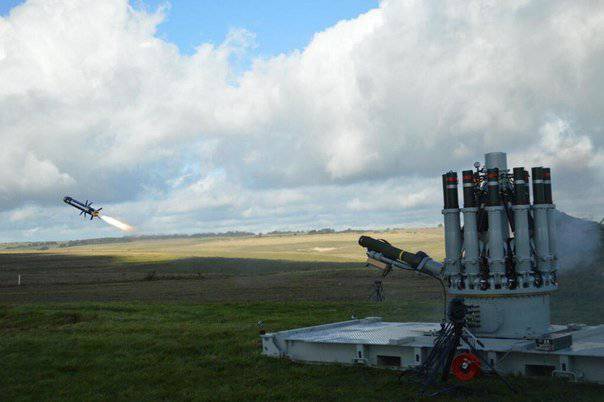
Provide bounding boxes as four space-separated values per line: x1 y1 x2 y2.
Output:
100 215 135 232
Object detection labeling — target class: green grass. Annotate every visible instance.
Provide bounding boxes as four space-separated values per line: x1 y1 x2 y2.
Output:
1 301 603 402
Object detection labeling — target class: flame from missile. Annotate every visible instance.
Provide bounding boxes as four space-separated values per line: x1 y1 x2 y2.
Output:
100 215 135 232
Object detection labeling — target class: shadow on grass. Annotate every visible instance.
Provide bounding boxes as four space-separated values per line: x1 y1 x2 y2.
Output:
1 253 603 325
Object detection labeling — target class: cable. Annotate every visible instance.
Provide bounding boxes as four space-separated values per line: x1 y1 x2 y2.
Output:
438 277 447 323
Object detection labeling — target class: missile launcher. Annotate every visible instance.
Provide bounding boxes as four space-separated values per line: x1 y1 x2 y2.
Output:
261 152 604 386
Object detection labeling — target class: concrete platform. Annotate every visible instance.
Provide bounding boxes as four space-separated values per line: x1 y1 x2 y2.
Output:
261 318 604 384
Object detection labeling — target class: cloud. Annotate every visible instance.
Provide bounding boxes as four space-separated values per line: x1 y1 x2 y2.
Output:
0 0 603 241
8 205 39 222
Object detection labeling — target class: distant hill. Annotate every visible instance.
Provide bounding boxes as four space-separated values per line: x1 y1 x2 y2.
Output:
0 227 380 250
0 231 256 250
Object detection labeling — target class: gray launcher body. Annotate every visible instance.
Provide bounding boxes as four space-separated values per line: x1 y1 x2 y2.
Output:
261 152 604 384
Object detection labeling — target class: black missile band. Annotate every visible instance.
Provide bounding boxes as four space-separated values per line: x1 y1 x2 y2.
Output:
442 172 459 209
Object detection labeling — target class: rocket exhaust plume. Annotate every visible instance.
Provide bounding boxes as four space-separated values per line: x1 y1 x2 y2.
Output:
100 215 135 232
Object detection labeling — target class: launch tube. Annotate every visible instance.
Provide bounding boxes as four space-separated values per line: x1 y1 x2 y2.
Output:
531 167 553 281
486 168 506 287
486 152 511 243
512 168 532 286
442 172 462 286
513 167 530 205
461 170 480 288
442 172 460 209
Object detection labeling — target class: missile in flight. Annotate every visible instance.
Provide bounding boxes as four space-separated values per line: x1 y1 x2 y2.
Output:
63 196 102 220
63 196 134 232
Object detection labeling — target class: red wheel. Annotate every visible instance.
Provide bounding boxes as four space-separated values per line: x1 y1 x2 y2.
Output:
451 352 481 381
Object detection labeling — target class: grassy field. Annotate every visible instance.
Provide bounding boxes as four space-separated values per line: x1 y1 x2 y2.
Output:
3 302 604 402
1 229 603 400
0 229 444 304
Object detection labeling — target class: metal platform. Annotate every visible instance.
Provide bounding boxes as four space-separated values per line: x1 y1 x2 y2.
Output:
261 318 604 384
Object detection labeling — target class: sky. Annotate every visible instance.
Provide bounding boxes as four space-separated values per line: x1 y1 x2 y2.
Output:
1 0 378 56
0 0 603 242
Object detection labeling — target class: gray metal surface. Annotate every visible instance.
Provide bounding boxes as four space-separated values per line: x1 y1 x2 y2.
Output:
442 208 462 284
461 207 480 288
285 321 440 345
485 152 508 171
512 204 532 284
463 294 551 338
262 319 604 384
547 206 559 272
486 205 506 286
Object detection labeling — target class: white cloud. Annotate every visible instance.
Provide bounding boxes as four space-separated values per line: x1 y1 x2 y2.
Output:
8 205 38 222
0 0 603 241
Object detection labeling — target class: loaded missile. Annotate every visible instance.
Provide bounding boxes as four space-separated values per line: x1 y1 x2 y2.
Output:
358 236 443 278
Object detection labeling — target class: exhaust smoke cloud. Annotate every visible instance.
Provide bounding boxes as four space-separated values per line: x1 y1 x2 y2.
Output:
555 211 603 271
